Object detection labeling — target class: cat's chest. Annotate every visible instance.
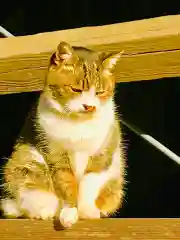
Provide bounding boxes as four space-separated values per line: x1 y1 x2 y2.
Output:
39 112 113 155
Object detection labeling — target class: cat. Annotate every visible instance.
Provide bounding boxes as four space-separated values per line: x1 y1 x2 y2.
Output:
1 41 125 228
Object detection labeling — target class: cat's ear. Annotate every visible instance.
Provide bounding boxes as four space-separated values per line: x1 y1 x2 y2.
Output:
51 41 78 65
99 50 124 73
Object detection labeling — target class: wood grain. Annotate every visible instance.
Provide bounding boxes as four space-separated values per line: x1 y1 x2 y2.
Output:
0 15 180 94
0 219 179 239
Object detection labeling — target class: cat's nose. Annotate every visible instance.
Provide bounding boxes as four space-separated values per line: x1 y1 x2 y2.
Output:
82 104 96 112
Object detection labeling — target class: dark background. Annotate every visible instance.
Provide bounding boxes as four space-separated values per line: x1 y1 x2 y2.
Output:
1 0 180 217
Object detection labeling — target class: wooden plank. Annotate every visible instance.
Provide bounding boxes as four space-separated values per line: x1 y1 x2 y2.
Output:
0 219 179 239
0 15 180 94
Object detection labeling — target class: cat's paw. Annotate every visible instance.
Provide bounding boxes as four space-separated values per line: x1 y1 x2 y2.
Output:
20 189 58 219
33 204 56 220
59 207 78 228
1 199 21 218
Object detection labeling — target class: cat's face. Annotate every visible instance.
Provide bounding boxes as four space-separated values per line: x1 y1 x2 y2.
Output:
43 42 123 119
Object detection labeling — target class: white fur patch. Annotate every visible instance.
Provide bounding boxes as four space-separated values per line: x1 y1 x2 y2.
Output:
38 97 114 155
30 147 46 165
44 96 63 112
70 152 89 180
19 188 58 219
1 199 20 218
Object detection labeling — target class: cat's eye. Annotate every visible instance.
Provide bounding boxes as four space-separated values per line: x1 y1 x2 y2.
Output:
70 86 82 93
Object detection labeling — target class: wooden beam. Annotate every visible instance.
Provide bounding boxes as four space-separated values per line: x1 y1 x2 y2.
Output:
0 15 180 94
0 219 179 239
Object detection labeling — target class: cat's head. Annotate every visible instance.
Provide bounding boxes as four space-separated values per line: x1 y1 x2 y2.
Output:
43 41 123 119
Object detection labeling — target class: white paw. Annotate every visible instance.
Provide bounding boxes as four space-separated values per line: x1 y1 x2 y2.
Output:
33 204 56 220
1 199 20 218
59 207 78 228
20 189 58 219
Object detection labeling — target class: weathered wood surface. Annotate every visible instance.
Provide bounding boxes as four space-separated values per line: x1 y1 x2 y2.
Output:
0 219 179 239
0 15 180 94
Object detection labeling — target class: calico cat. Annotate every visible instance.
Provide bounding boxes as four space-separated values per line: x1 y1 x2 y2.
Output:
1 41 125 228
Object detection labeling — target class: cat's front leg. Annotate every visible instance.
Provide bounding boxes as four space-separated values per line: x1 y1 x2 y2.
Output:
77 147 124 219
95 147 125 217
77 171 109 219
52 169 79 227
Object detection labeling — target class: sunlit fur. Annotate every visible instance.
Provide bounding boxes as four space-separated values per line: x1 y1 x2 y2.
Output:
1 42 125 228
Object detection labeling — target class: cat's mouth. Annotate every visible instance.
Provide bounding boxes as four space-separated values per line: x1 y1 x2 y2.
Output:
67 108 97 116
61 105 98 121
64 104 97 114
81 104 96 113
